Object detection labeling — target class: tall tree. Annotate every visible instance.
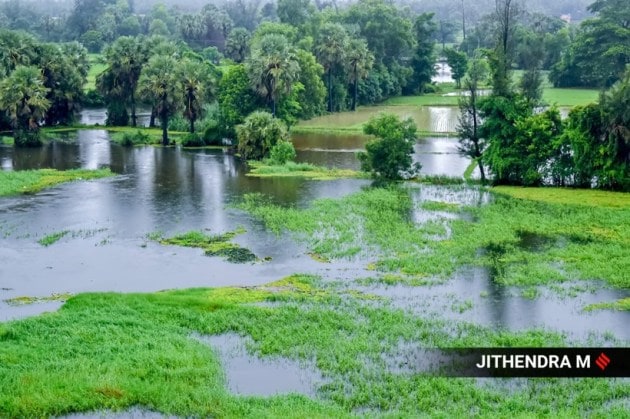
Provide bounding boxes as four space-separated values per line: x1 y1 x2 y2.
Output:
246 34 300 117
98 36 148 127
409 13 436 94
176 59 214 133
457 58 488 182
315 23 348 112
225 28 251 63
137 55 179 146
0 66 50 146
346 38 374 111
444 48 468 88
491 0 519 96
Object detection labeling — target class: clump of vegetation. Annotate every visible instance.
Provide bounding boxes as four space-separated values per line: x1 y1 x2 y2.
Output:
358 113 421 181
111 130 156 147
180 133 205 147
151 229 257 263
4 293 72 306
236 111 289 160
269 141 296 165
0 169 114 197
584 298 630 312
246 161 363 180
38 231 70 247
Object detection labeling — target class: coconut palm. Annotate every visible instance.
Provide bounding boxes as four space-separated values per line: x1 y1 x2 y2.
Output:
0 66 50 146
346 38 374 111
176 59 214 133
137 55 180 146
315 23 349 113
246 33 300 117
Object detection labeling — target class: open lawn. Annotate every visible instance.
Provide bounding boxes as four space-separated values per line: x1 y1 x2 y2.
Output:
85 54 106 92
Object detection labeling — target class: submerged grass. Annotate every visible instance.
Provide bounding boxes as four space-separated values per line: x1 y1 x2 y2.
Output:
4 293 72 306
1 274 627 417
152 228 258 263
246 161 365 180
239 186 630 289
0 169 114 197
584 298 630 312
38 231 70 246
493 186 630 208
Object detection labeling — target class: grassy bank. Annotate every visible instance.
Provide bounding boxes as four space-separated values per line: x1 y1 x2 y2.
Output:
239 186 630 290
247 161 365 180
1 274 627 417
0 168 114 197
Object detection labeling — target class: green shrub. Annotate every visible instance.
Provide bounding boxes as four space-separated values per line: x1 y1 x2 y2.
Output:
168 115 189 132
201 119 223 145
181 133 205 147
236 111 289 160
113 130 153 147
269 141 296 164
82 89 105 107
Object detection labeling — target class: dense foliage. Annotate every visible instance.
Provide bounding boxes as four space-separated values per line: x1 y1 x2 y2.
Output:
358 113 419 181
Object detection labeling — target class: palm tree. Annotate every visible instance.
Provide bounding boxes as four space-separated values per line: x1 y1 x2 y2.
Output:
315 23 349 113
246 34 300 117
100 37 148 127
346 38 373 111
137 55 180 146
176 59 214 133
0 66 50 146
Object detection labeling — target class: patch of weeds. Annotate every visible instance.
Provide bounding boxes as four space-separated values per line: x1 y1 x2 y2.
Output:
38 231 70 246
0 169 114 197
451 299 474 313
246 160 365 180
584 298 630 312
110 130 158 147
4 292 72 306
152 228 257 263
521 287 540 299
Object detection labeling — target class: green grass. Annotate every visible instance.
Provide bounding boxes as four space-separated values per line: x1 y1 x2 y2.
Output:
383 95 460 106
38 231 70 246
247 161 365 180
85 54 106 92
584 298 630 312
0 168 114 197
239 186 630 289
492 186 630 208
1 274 627 417
542 88 599 107
151 229 258 263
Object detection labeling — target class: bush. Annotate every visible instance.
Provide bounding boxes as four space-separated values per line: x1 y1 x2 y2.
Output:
269 141 297 165
14 130 43 147
236 111 289 160
82 89 105 107
167 115 189 132
201 119 223 145
358 113 420 180
181 133 205 147
114 130 153 147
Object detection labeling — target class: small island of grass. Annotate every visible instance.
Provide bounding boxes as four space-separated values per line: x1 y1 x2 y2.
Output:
246 161 365 180
0 168 114 197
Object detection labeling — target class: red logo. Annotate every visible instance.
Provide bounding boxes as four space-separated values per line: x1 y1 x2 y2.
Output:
595 353 610 371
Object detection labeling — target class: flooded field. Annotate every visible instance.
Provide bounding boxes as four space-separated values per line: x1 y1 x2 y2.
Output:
1 129 628 417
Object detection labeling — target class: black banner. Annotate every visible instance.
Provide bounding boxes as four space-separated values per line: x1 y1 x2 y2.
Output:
421 348 630 377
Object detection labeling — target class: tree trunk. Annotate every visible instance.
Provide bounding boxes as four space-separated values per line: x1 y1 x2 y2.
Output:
328 68 333 112
190 117 195 133
352 66 358 111
461 0 466 40
160 103 168 146
271 99 276 117
149 107 156 128
131 91 137 127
